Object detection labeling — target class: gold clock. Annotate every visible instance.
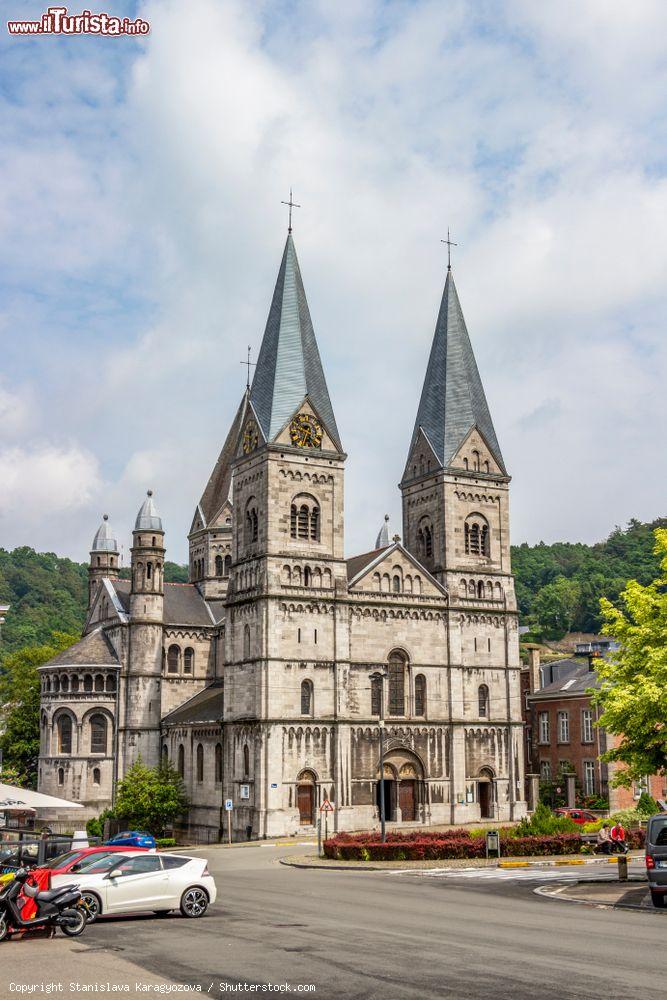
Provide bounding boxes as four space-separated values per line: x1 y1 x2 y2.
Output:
290 414 323 449
242 419 259 454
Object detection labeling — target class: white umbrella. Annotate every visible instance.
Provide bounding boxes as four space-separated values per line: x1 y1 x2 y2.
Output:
0 782 83 811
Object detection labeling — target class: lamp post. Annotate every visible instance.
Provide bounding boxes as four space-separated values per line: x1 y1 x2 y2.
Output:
371 670 388 843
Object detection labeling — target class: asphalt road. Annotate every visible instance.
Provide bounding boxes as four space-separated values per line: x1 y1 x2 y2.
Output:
53 844 666 1000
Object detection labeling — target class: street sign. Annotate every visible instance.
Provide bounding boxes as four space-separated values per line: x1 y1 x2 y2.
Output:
224 799 233 811
320 798 334 813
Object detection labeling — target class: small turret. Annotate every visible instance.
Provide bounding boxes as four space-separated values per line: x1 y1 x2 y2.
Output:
88 514 118 607
130 491 165 622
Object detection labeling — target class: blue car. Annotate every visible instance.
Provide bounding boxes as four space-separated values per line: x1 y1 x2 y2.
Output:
105 830 156 849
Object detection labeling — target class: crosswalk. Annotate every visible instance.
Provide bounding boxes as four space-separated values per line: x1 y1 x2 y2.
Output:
388 865 619 883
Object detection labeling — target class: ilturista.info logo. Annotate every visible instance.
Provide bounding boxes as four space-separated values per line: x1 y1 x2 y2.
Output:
7 6 150 35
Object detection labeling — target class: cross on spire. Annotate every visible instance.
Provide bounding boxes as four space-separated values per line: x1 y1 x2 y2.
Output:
281 188 301 234
240 345 256 390
441 228 457 271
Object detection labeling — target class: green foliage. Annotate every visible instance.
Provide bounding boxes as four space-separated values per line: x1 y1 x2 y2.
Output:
592 528 667 786
114 757 188 836
155 837 177 849
636 792 660 817
0 632 78 787
86 808 115 840
530 577 581 639
511 517 666 634
514 803 578 836
582 808 650 833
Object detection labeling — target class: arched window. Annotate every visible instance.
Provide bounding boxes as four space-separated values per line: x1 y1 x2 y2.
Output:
290 494 320 541
83 674 93 692
478 684 489 718
392 574 401 593
215 555 223 576
472 449 480 472
388 650 407 717
415 674 426 716
146 561 152 581
90 714 107 754
224 554 232 576
92 767 101 786
465 514 490 557
310 506 320 541
312 567 321 588
477 581 484 599
162 744 169 764
304 566 312 587
463 457 469 470
417 519 433 559
371 675 382 716
243 624 250 659
61 675 69 692
282 565 291 585
71 675 79 692
243 744 250 777
177 744 185 778
413 575 422 595
301 679 313 716
298 504 309 538
167 645 180 673
381 573 390 593
196 743 204 783
58 767 64 786
459 579 467 598
484 460 490 473
53 676 60 693
245 499 259 545
58 715 72 755
215 743 223 784
94 674 104 693
183 648 194 674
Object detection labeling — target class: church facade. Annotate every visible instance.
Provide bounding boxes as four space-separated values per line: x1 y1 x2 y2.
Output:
38 232 527 838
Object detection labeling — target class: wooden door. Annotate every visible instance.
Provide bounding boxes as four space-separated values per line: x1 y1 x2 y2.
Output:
399 780 416 822
479 781 491 818
297 784 314 825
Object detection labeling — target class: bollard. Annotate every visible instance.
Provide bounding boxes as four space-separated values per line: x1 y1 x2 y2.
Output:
617 855 628 881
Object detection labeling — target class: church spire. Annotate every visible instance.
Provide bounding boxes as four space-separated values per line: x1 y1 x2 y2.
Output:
249 234 342 450
404 268 505 478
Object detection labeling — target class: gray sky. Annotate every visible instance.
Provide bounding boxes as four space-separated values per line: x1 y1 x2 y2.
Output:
1 0 666 565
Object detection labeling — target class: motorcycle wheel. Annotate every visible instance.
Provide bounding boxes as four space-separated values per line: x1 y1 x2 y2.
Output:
60 908 86 937
0 913 10 943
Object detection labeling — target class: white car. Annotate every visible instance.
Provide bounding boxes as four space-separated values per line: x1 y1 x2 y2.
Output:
50 852 216 922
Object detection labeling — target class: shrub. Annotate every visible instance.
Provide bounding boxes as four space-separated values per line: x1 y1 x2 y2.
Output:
86 808 114 841
323 830 583 861
636 793 660 817
514 803 578 837
156 837 176 849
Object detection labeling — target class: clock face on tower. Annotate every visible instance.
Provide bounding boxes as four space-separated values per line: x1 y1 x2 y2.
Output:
242 419 259 454
290 413 323 449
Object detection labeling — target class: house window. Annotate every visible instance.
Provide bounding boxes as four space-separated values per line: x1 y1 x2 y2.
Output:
557 711 570 744
183 647 194 674
58 715 72 755
581 709 594 743
90 714 107 755
539 711 550 744
196 743 204 783
540 760 551 780
388 650 407 717
301 680 313 716
371 675 382 716
583 760 596 796
414 674 426 716
478 684 489 718
167 645 180 673
215 743 223 784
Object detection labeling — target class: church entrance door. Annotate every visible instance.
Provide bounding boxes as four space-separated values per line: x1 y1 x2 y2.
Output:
399 780 416 822
297 783 314 825
478 769 494 819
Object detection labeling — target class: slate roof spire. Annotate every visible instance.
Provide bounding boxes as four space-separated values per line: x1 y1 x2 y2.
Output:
197 390 249 526
404 268 506 476
249 234 342 450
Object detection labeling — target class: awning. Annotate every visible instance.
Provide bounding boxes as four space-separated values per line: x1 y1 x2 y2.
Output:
0 783 84 811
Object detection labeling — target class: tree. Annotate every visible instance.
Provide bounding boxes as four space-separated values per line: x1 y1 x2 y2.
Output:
592 528 667 786
530 576 581 639
0 631 78 787
113 758 188 835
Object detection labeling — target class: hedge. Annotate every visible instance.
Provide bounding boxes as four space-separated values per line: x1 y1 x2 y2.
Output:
323 830 586 861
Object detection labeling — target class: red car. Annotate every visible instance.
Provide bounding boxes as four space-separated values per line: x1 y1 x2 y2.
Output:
555 808 599 825
36 845 149 877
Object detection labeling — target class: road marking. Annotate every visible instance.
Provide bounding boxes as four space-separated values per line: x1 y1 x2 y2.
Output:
388 866 626 883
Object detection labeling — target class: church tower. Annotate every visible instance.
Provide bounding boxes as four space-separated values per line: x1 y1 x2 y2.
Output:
223 228 346 838
88 514 118 608
119 491 165 771
400 264 513 600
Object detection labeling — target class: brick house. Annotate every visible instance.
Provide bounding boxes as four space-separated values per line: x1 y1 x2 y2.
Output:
522 648 666 810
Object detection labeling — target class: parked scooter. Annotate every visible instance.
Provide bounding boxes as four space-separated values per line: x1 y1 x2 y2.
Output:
0 868 86 942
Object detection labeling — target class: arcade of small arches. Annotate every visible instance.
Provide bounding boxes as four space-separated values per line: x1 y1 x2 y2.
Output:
166 740 224 785
41 671 117 696
461 449 491 474
133 556 163 591
459 578 503 600
464 513 490 557
191 552 232 582
281 563 333 588
290 494 320 541
370 568 423 595
234 564 261 592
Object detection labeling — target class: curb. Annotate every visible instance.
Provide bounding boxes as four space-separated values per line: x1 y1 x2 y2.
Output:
499 856 637 870
534 881 661 914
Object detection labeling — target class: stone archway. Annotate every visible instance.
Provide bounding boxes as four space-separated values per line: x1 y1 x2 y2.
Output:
376 748 425 824
296 769 317 826
478 766 495 819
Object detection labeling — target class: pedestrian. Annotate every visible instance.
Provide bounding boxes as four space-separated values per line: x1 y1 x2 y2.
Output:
610 821 628 854
596 823 612 855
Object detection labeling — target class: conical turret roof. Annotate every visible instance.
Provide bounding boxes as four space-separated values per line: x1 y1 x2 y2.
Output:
405 269 505 476
375 514 390 549
91 515 118 553
249 234 341 450
134 491 162 531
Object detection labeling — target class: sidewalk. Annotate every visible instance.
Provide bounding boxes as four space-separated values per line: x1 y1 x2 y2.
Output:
280 850 644 872
537 878 659 913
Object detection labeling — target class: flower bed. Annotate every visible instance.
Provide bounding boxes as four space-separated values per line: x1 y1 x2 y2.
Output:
323 829 585 861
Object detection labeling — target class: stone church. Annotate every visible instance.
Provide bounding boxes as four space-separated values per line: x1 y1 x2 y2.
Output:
38 230 527 838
